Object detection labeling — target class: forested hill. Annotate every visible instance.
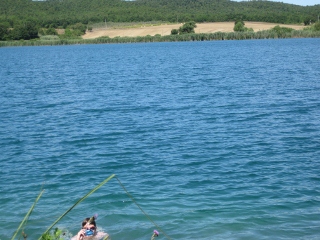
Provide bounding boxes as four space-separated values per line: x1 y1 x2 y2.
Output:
1 0 319 28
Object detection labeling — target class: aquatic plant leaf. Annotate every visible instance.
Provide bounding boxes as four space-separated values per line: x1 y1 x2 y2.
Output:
11 190 45 240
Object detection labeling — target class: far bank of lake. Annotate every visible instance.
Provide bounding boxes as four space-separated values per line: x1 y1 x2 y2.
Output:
1 28 320 47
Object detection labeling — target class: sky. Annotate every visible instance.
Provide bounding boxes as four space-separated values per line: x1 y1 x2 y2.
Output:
232 0 320 6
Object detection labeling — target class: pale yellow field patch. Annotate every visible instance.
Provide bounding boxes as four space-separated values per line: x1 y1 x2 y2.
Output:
82 22 305 39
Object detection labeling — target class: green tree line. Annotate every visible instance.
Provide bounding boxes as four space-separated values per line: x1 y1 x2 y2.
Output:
0 0 319 41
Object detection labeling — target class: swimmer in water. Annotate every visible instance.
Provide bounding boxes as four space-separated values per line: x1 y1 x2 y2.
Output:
72 215 109 240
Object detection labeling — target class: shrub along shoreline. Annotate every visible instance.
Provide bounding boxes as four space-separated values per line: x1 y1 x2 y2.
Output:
1 29 320 47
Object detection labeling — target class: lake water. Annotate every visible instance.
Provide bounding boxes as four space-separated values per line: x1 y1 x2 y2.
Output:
1 38 320 240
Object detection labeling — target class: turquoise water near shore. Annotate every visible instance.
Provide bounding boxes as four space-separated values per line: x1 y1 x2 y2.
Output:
1 39 320 240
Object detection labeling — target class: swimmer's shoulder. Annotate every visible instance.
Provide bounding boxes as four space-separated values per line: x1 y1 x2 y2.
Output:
95 231 110 240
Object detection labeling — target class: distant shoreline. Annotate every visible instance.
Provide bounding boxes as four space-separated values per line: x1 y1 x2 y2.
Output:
1 22 319 47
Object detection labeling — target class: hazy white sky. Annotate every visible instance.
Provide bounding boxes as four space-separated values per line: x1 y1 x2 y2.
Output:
233 0 320 6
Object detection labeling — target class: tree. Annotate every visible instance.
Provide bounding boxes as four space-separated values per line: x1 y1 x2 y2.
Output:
46 27 58 35
9 22 39 40
233 20 253 32
272 25 293 37
314 22 320 31
304 18 311 25
70 23 87 34
171 29 179 35
178 21 197 34
0 22 10 40
234 21 245 32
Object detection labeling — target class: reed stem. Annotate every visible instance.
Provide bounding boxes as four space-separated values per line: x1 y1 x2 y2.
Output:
11 190 45 240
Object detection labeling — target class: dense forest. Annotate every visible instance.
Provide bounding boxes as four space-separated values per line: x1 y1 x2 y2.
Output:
1 0 320 27
0 0 320 41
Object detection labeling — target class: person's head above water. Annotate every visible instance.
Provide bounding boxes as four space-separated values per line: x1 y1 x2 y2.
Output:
74 214 107 240
81 216 97 237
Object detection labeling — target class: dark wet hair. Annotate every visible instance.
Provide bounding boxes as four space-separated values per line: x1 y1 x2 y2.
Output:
82 217 96 227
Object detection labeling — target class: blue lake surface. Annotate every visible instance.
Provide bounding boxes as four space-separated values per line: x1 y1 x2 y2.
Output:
1 38 320 240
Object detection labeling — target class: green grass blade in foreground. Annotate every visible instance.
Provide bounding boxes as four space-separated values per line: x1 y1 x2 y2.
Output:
39 174 116 239
11 189 45 240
